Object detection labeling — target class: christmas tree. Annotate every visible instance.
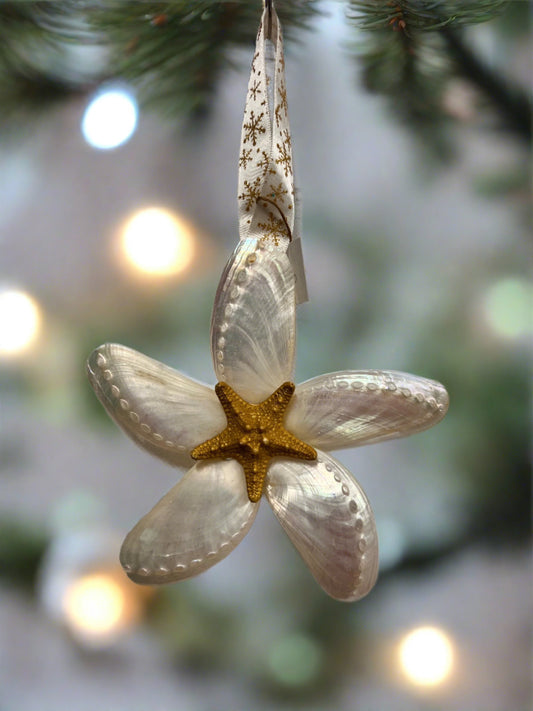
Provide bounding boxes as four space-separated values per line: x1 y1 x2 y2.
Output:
0 2 530 710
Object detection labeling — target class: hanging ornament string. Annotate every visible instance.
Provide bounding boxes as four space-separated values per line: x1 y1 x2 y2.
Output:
238 0 308 302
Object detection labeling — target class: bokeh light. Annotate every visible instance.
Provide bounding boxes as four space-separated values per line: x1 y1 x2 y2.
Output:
62 572 139 646
398 626 455 687
0 289 41 356
120 207 195 277
81 87 138 150
483 277 532 339
267 633 323 687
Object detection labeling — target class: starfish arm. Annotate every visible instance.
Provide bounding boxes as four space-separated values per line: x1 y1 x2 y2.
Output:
191 428 244 461
190 432 227 460
210 237 296 403
267 430 316 460
263 381 295 416
214 382 253 425
266 450 378 603
87 344 226 469
120 460 259 584
286 370 449 451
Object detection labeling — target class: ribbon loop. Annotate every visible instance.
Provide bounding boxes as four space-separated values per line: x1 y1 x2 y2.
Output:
238 4 294 249
238 3 308 302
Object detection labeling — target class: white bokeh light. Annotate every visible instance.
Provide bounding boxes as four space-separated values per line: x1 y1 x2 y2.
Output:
398 626 455 687
120 207 195 277
0 289 41 356
82 87 138 150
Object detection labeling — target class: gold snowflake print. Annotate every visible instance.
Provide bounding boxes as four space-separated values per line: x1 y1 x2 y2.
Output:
238 177 262 211
239 148 253 170
266 181 289 205
258 211 289 246
275 84 289 126
243 110 266 146
249 79 262 101
275 103 282 127
276 129 293 177
278 85 288 115
256 150 276 178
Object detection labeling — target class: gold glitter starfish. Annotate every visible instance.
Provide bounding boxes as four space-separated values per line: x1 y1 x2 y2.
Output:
191 381 317 502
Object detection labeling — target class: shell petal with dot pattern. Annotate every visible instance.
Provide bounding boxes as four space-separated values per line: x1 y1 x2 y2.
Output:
87 343 226 469
286 370 449 451
120 459 259 584
266 449 378 602
211 237 296 404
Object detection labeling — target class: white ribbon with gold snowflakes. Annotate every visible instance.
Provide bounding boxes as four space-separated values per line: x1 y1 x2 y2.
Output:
238 2 294 252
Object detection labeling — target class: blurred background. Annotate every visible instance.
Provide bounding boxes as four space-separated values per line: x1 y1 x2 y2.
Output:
0 2 530 710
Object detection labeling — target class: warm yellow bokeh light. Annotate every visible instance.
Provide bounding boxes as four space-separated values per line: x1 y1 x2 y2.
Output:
121 207 195 276
398 626 454 687
63 574 126 640
0 289 41 356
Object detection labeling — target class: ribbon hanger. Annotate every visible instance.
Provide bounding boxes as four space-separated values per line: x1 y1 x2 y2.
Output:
237 0 308 303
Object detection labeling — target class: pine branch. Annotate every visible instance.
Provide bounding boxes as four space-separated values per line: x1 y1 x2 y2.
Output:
88 1 321 120
0 0 321 129
0 517 48 589
0 2 95 128
440 24 532 142
0 0 529 151
348 2 455 158
347 0 531 152
349 0 509 30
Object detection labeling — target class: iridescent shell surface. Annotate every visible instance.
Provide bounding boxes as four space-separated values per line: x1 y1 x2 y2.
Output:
267 450 378 602
120 459 259 584
211 238 296 403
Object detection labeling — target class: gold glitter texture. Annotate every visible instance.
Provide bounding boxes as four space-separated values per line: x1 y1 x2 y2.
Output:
191 381 317 503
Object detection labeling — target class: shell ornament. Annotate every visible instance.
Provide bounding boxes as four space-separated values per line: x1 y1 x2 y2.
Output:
87 3 448 602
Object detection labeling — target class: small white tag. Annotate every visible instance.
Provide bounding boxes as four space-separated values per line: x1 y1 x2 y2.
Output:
287 238 309 304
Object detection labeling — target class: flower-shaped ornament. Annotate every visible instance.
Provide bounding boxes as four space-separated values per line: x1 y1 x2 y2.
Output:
87 238 448 602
